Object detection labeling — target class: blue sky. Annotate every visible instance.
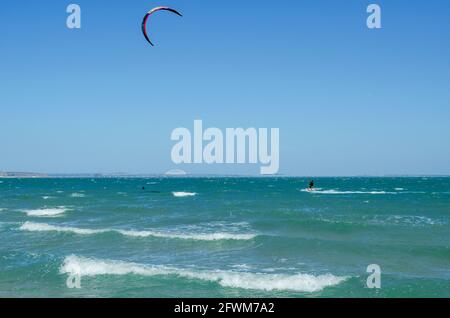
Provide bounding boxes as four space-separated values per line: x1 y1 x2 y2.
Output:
0 0 449 175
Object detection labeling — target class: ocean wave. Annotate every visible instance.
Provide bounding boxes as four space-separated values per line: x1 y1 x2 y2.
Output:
70 193 85 198
42 196 54 200
301 189 395 195
314 214 444 227
117 229 256 241
60 255 347 293
22 207 70 217
19 222 257 241
370 215 442 226
20 222 105 235
172 192 197 197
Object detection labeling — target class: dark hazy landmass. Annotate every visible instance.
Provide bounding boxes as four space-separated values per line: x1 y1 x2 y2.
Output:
0 171 48 178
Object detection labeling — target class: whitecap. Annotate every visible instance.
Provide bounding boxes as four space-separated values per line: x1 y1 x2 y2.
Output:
22 207 70 217
60 255 347 293
301 189 395 195
231 264 253 270
70 193 85 198
20 222 104 234
172 192 197 197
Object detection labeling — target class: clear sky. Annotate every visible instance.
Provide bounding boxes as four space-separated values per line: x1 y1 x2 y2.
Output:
1 0 449 176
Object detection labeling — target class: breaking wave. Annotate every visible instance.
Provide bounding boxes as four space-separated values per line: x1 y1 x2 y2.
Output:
301 189 395 195
172 192 197 197
19 222 257 241
20 222 105 235
70 193 85 198
22 207 70 217
60 255 347 293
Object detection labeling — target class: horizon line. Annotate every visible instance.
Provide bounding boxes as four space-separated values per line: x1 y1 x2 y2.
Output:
1 171 449 178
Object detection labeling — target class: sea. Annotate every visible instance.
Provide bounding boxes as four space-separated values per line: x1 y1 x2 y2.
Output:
0 177 449 297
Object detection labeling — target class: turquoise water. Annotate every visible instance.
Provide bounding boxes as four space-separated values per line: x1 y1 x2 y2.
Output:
0 177 449 297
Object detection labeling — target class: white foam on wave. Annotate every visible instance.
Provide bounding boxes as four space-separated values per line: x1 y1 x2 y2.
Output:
118 229 256 241
301 189 395 195
19 222 257 241
22 207 70 217
42 196 54 200
231 264 253 270
20 222 105 235
60 255 347 293
70 193 85 198
172 192 197 197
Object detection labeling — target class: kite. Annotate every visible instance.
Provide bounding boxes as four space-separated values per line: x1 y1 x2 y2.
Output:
141 6 183 46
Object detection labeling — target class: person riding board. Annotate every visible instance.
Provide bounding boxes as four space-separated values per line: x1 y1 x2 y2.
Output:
308 180 314 191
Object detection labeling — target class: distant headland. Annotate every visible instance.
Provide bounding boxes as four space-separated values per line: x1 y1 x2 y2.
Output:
0 171 48 178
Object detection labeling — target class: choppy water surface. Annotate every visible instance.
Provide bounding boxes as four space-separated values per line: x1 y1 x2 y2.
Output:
0 177 449 297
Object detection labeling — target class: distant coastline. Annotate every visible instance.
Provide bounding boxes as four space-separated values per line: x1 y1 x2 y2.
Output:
0 172 49 178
